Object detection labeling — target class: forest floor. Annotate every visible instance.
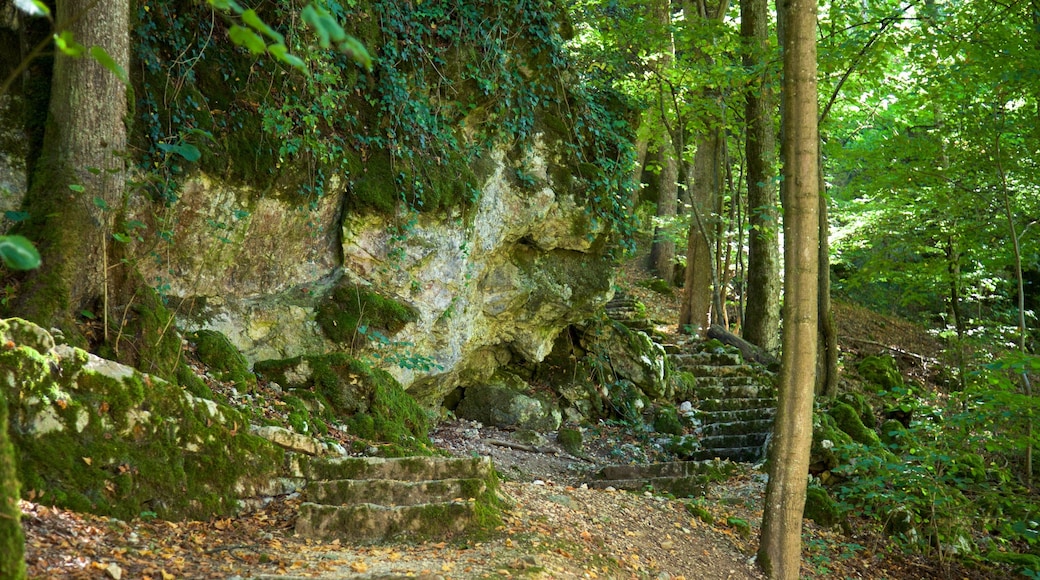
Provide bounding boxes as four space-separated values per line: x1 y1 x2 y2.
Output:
20 270 1007 579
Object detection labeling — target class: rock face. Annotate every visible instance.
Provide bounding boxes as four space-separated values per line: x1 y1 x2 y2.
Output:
144 138 614 407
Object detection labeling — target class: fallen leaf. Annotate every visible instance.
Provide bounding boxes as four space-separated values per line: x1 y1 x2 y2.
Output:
350 561 368 573
83 457 93 466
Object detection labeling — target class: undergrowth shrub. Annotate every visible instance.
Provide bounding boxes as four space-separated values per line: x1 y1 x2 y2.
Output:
830 354 1040 573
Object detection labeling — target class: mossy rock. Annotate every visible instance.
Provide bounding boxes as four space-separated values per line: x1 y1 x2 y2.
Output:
811 413 854 473
837 391 876 429
315 283 418 347
637 277 672 295
190 330 256 392
652 405 683 436
0 330 283 520
856 355 903 391
557 427 583 455
803 486 842 528
255 354 432 455
986 550 1040 572
828 402 881 446
0 389 25 580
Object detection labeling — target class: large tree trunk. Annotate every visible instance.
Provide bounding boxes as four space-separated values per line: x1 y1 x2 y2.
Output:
678 0 729 335
757 0 819 576
741 0 781 354
679 128 721 334
11 0 129 341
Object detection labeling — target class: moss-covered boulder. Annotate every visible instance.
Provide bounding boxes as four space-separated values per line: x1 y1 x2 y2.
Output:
810 413 855 474
837 391 876 429
455 371 561 432
254 354 432 455
579 318 670 400
804 486 842 528
856 355 903 391
0 388 25 580
829 402 881 446
557 427 583 455
0 319 284 520
878 418 908 450
653 405 684 436
190 329 256 392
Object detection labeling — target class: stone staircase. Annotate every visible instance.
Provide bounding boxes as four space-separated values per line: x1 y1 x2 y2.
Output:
588 459 738 497
671 348 777 463
605 292 653 332
291 455 498 544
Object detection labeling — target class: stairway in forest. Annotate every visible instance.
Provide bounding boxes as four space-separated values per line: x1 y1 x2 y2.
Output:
291 455 498 544
671 347 777 463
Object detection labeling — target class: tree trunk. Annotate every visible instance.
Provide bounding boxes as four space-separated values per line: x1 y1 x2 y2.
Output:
0 389 26 580
679 128 721 335
758 0 819 577
816 179 838 397
11 0 129 340
648 0 679 284
741 0 781 354
678 0 729 336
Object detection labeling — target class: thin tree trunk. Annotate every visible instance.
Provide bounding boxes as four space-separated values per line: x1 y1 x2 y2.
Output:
816 163 838 397
741 0 781 354
648 0 679 284
758 0 820 577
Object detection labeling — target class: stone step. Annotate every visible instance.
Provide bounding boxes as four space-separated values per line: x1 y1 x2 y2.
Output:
699 432 770 450
296 500 478 544
700 418 774 437
689 446 766 463
697 397 777 412
693 383 776 400
679 364 762 378
699 407 776 424
693 375 759 388
292 455 492 482
671 352 744 368
595 460 737 481
590 476 709 498
305 478 487 507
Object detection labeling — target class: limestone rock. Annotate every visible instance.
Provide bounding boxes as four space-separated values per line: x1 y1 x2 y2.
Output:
580 319 670 400
455 372 561 431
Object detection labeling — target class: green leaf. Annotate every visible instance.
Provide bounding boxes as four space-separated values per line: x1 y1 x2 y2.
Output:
208 0 242 11
54 31 85 57
68 184 84 193
0 235 41 270
267 43 306 71
112 232 131 243
229 25 267 54
88 46 128 85
242 9 284 44
339 35 373 71
157 142 201 162
4 211 29 223
302 4 345 48
93 197 109 211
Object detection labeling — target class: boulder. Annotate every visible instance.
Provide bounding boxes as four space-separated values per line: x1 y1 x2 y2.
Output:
455 372 561 431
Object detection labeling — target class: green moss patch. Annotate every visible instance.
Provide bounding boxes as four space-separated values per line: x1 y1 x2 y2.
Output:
856 355 903 391
0 336 283 520
315 283 418 347
804 486 842 528
255 354 432 455
828 402 881 446
189 329 256 392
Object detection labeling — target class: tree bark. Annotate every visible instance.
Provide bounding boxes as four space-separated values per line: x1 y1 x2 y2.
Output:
758 0 819 576
741 0 781 354
679 128 721 335
816 181 838 397
11 0 130 340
